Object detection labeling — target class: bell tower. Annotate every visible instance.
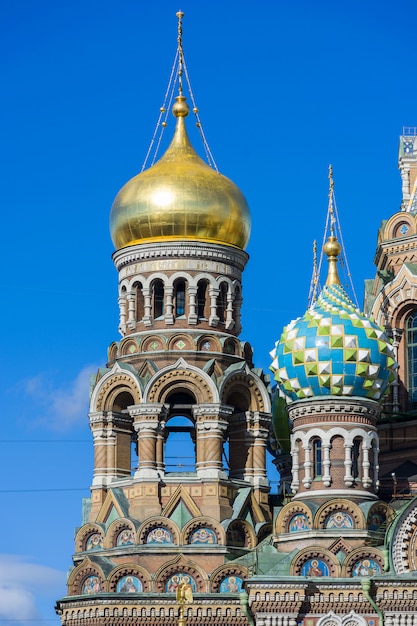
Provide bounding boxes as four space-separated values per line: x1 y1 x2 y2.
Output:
56 12 272 625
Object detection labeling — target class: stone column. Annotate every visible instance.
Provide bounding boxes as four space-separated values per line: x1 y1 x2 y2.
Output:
209 287 219 327
143 288 152 326
193 404 231 479
244 412 270 488
165 286 174 324
225 290 235 330
118 295 127 336
188 286 198 324
129 404 166 480
344 442 353 487
291 438 300 493
126 292 136 330
322 442 331 487
302 442 312 489
89 411 133 486
362 443 372 488
391 328 403 414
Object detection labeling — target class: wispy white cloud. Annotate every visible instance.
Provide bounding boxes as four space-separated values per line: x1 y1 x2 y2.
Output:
23 364 99 430
0 554 66 625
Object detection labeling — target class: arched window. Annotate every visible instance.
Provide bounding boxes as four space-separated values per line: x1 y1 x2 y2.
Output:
134 281 144 321
352 438 361 479
174 279 186 317
153 280 164 319
406 311 417 406
197 280 209 319
217 282 228 323
312 438 322 478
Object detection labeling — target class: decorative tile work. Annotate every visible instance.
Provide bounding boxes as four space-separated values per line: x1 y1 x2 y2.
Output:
270 284 397 401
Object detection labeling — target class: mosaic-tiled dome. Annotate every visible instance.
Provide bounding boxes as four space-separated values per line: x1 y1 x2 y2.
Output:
270 238 397 402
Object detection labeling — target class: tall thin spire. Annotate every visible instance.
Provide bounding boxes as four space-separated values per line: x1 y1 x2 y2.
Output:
176 10 184 95
323 165 341 286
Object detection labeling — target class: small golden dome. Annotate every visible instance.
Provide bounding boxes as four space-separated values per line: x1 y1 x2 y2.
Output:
110 96 251 250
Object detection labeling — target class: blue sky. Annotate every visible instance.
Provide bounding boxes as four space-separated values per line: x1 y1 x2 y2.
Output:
1 0 416 623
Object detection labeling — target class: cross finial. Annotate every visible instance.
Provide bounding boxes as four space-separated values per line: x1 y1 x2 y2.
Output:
176 10 185 95
328 164 335 236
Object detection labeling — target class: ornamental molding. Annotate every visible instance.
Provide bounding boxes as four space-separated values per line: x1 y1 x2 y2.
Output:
113 241 248 273
287 398 381 420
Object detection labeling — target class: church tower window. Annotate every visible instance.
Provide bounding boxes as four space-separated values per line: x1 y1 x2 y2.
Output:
217 282 228 323
174 279 186 317
197 280 209 319
406 311 417 406
134 281 144 321
312 438 322 478
153 280 165 319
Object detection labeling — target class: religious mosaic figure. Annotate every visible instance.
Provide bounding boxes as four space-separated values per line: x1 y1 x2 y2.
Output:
289 513 309 532
219 575 243 592
325 511 354 529
86 533 103 551
302 558 329 577
368 512 385 531
146 527 173 544
166 573 197 593
117 575 142 592
117 529 135 546
352 558 381 577
190 527 217 544
82 576 101 594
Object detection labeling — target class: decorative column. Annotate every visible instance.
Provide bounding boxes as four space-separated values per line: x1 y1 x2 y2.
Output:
302 442 312 489
188 286 198 324
89 411 133 486
127 292 136 330
118 295 127 336
225 290 235 330
362 442 372 488
129 404 166 479
209 287 219 327
193 404 231 479
143 287 152 326
234 294 243 335
391 328 403 414
322 441 331 487
156 420 166 475
244 412 270 488
344 442 353 487
291 438 300 493
165 286 174 324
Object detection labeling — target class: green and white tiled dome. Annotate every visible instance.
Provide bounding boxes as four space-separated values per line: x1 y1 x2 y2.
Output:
270 240 397 402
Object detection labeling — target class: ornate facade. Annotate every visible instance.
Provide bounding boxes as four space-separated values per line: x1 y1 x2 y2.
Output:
56 15 417 626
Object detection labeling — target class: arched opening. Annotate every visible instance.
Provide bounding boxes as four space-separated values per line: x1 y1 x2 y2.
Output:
174 278 186 317
134 281 144 322
164 390 196 474
152 280 164 319
352 437 361 480
312 438 322 478
109 391 136 477
216 282 228 323
225 388 251 480
197 280 210 319
406 310 417 407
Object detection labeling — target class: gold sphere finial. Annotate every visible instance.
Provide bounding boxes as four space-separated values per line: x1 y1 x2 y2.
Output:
323 235 341 285
172 94 189 118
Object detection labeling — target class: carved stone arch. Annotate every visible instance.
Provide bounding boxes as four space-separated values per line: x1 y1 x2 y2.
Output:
221 369 271 413
144 272 169 289
105 518 137 549
108 342 118 362
193 272 217 288
165 271 193 288
119 337 139 357
210 564 249 592
167 333 195 351
144 359 218 404
314 499 364 530
108 563 151 592
138 517 180 545
140 335 168 353
391 500 417 573
291 547 340 577
67 557 106 596
197 335 222 353
383 211 416 240
367 501 393 530
181 516 225 545
225 519 256 548
75 523 105 553
154 554 208 593
91 363 142 412
223 337 241 357
275 501 313 534
342 547 384 577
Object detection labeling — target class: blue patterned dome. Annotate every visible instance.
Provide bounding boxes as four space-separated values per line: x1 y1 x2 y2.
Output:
270 240 397 402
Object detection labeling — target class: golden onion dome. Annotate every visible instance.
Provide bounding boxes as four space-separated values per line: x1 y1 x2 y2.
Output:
110 95 251 251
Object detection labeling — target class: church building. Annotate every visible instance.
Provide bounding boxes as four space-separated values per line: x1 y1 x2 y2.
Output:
55 13 417 626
